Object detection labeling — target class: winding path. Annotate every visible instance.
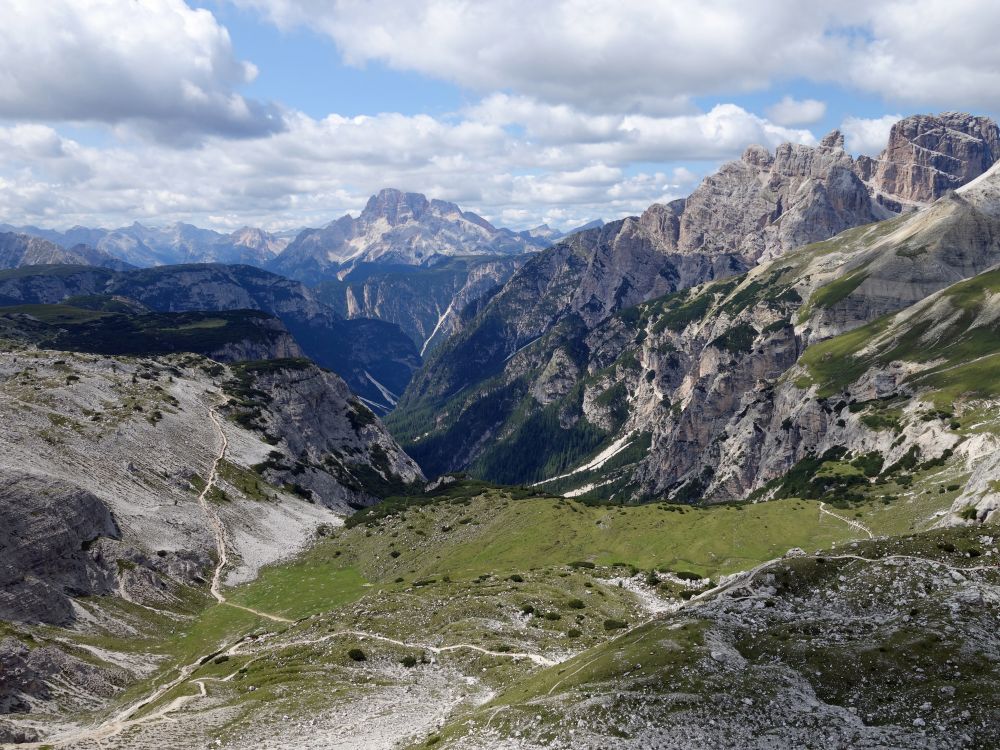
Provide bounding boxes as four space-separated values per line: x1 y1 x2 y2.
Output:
15 400 293 749
196 402 292 624
819 501 874 539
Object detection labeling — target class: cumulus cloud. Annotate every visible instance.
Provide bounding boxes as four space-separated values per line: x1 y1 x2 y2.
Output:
0 0 283 141
4 0 987 233
0 102 816 232
235 0 1000 113
841 114 903 156
235 0 850 114
766 96 827 126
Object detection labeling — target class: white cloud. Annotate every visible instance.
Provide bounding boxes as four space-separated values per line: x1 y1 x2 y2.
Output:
0 0 283 141
235 0 1000 113
235 0 851 114
766 96 827 126
841 114 903 156
0 101 817 232
6 0 990 234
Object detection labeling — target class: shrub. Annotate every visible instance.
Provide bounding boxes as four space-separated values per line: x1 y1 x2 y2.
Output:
389 550 401 558
569 560 595 569
959 506 979 521
521 604 535 615
400 655 418 668
509 574 524 583
567 628 582 638
543 612 562 621
567 598 586 609
673 570 702 582
348 648 366 662
603 619 628 631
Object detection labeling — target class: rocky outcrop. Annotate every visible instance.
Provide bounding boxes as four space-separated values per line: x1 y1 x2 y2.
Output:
0 636 128 716
665 131 882 264
858 112 1000 208
271 188 548 280
0 471 119 625
230 362 423 506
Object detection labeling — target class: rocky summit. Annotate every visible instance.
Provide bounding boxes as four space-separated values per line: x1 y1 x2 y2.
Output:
270 188 549 280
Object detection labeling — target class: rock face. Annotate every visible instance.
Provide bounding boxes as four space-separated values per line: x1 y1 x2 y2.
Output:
0 350 421 627
637 114 1000 267
0 471 119 625
0 264 420 412
666 131 882 264
318 255 525 353
0 232 127 270
271 188 548 280
858 112 1000 208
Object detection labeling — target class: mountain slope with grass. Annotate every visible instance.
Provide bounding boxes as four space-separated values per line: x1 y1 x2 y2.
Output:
0 479 993 748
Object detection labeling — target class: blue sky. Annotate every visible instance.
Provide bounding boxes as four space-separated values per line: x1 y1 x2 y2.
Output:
0 1 997 231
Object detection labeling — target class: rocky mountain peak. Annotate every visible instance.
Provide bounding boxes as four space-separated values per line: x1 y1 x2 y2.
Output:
741 144 773 168
819 129 845 149
362 188 432 226
862 112 1000 206
271 189 548 279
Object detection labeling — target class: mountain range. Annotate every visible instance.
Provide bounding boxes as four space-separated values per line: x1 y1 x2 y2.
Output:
389 112 1000 514
0 191 594 276
0 221 292 267
3 111 1000 750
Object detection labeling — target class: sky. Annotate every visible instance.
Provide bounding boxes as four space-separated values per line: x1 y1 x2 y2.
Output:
0 0 998 233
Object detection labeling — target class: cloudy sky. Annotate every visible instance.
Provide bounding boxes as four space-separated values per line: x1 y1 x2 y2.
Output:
1 0 997 232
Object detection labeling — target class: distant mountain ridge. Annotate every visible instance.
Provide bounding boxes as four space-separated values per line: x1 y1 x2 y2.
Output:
1 190 584 285
0 222 290 268
270 188 552 281
0 263 419 413
0 232 129 271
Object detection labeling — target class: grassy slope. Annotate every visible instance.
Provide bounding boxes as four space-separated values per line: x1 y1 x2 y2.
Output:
15 474 987 746
799 268 1000 400
417 522 1000 749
